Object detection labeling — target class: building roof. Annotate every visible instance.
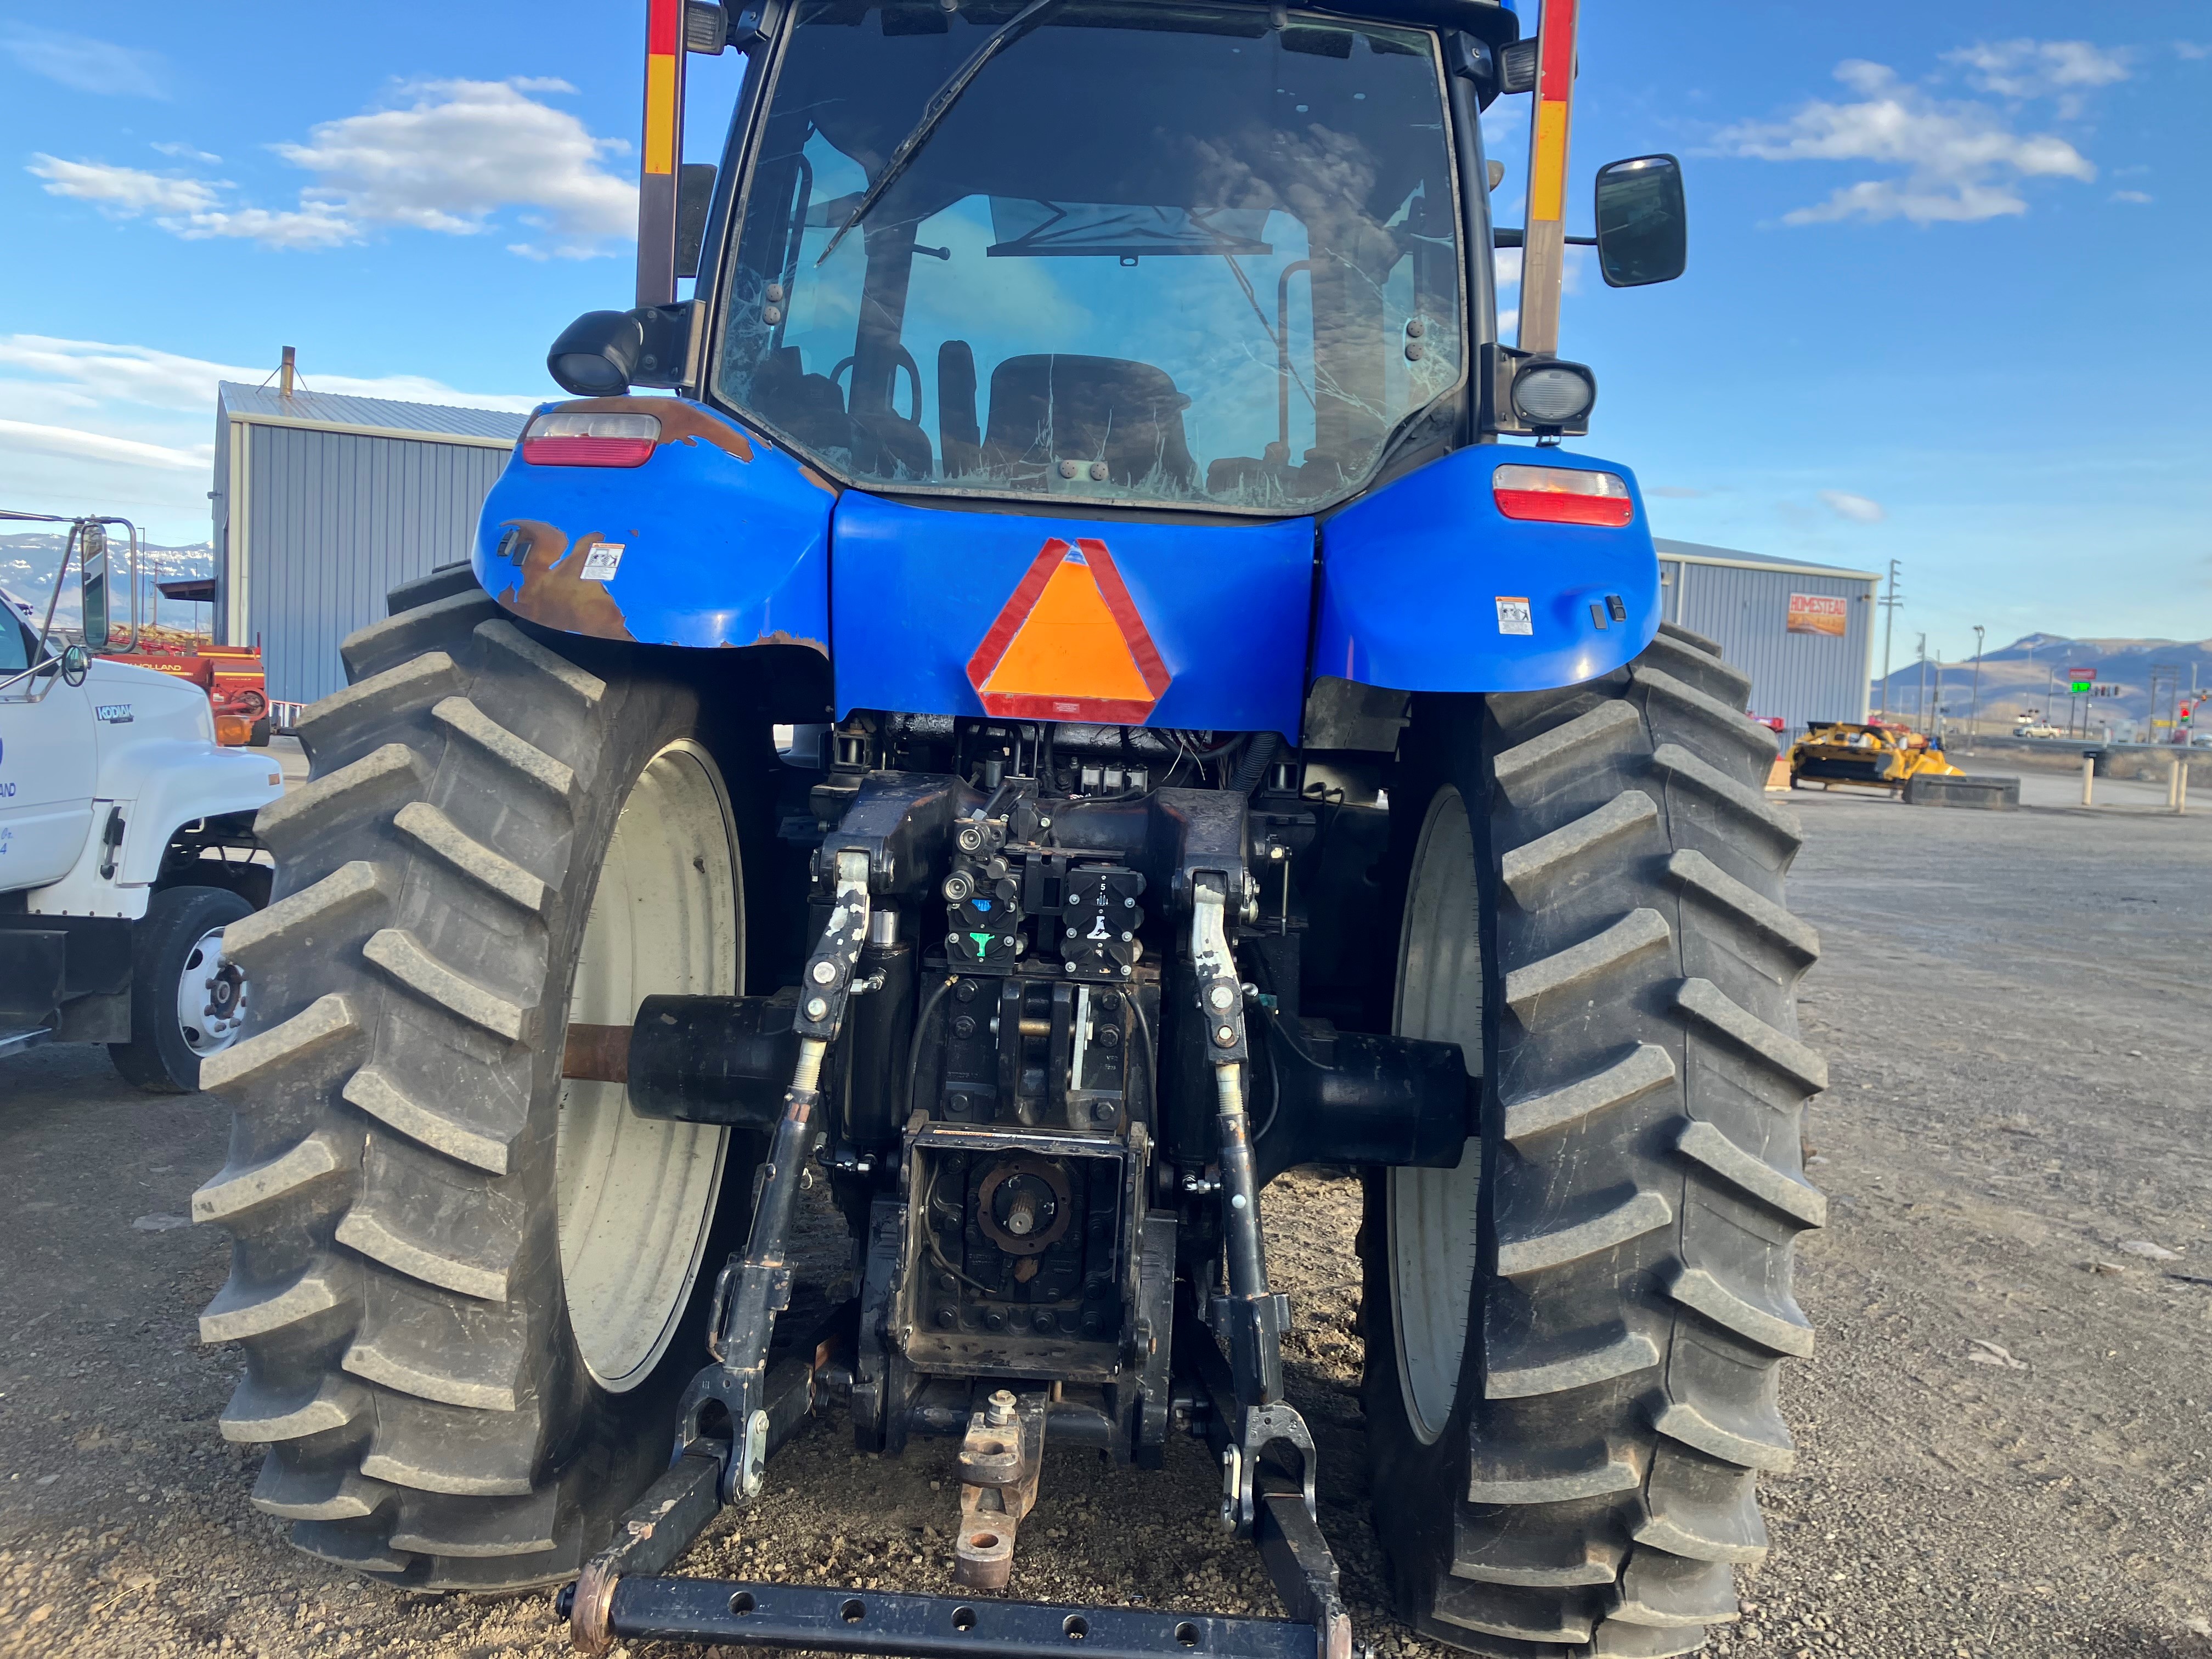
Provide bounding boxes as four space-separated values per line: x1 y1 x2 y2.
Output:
216 381 528 448
1654 538 1881 584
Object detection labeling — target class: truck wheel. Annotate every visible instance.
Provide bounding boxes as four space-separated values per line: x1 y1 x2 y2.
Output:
1363 625 1826 1657
191 573 755 1589
110 883 255 1093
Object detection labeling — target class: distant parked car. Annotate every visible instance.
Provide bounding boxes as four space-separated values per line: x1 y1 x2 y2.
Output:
2013 721 2063 738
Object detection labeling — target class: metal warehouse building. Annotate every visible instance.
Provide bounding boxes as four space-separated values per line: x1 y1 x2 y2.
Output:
212 382 524 706
1656 539 1880 736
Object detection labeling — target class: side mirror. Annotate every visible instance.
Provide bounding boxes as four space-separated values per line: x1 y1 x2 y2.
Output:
1593 154 1686 287
548 304 700 397
676 163 716 280
59 643 91 686
78 522 111 651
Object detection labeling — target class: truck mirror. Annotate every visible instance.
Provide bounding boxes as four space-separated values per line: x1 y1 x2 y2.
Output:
78 523 111 651
59 642 91 686
676 163 716 280
1593 154 1686 287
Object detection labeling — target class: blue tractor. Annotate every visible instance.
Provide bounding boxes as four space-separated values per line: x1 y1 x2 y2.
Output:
195 1 1824 1655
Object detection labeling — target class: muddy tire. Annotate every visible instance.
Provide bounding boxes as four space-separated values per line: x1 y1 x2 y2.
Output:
192 567 758 1589
1363 624 1826 1657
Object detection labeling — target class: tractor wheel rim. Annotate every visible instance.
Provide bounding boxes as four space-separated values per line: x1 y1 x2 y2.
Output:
177 926 247 1057
1388 786 1484 1446
556 740 740 1394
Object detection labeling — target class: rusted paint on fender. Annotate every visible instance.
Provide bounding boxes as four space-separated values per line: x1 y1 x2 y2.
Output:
749 629 830 656
474 397 832 653
492 520 637 641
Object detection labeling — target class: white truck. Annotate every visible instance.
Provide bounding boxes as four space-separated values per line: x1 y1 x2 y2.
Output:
1 512 282 1090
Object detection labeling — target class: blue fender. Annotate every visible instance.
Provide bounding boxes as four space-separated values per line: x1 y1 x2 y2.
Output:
831 494 1313 739
1313 444 1661 693
471 397 834 654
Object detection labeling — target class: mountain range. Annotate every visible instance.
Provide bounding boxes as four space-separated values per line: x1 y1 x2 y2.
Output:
1 533 216 631
1871 633 2210 737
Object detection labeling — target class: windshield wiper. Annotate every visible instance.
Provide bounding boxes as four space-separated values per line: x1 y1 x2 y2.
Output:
815 0 1069 267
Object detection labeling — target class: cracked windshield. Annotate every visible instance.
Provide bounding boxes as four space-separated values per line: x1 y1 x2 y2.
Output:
716 0 1464 514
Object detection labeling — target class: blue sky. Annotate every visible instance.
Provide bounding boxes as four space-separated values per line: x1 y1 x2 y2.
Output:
0 1 2205 663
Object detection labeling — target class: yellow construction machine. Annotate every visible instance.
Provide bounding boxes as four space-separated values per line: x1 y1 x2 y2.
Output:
1787 718 1964 793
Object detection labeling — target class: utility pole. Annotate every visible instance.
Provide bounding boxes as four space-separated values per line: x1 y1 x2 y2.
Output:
1970 624 1985 741
1915 633 1927 726
1877 558 1902 719
1934 649 1944 744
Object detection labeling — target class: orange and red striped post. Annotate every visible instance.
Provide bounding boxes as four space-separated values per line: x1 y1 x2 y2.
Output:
1516 0 1578 356
637 0 687 306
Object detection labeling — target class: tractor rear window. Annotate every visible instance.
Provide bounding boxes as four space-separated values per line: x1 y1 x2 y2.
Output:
714 0 1464 515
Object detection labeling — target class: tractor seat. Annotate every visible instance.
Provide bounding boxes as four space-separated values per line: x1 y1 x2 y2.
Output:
982 354 1196 490
747 346 851 456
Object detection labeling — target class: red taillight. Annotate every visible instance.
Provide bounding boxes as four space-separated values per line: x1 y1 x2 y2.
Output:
1492 463 1634 527
522 411 661 467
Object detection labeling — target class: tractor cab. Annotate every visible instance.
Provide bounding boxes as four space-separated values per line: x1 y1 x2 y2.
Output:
719 0 1471 512
551 0 1686 501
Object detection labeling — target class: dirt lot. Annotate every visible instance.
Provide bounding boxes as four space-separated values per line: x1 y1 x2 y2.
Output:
3 777 2208 1658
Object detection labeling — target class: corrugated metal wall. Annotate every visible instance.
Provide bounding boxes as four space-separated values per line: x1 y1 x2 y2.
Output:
1660 557 1876 735
244 426 509 704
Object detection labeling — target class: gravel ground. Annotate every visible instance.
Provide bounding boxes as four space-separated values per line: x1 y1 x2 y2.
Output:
2 778 2208 1658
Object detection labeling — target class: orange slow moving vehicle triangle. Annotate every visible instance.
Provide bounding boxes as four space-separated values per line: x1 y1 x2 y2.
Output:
966 538 1172 722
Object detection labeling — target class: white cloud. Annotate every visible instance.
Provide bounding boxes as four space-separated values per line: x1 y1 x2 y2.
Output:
1819 489 1886 523
2177 41 2210 61
275 78 634 249
0 25 165 98
0 418 206 472
1647 486 1707 500
1944 40 2129 113
1718 57 2101 225
26 154 357 247
2112 189 2153 204
152 141 222 163
0 335 538 538
29 156 219 216
0 336 540 417
167 204 359 249
29 80 632 258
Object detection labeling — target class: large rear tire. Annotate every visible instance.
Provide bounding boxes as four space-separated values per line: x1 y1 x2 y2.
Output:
1363 625 1826 1657
192 567 758 1588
